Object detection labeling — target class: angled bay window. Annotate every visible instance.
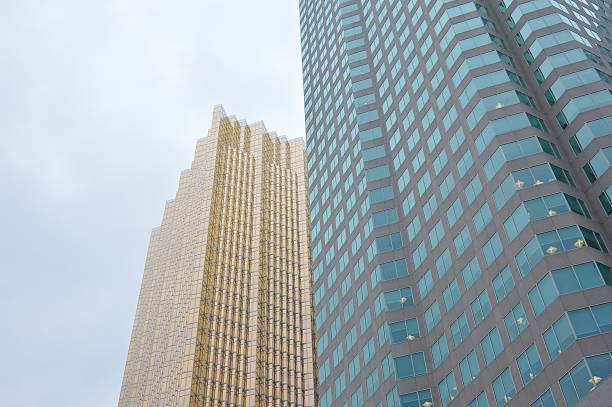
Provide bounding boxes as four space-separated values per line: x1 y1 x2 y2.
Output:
560 353 612 407
568 302 612 338
536 225 608 256
570 116 612 155
583 147 612 183
399 389 433 407
557 90 612 129
523 193 590 220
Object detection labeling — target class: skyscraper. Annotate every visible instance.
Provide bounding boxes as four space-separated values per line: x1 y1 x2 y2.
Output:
119 106 316 407
300 1 612 406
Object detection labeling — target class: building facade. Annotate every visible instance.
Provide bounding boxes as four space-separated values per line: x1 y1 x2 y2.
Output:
300 1 612 407
119 106 316 407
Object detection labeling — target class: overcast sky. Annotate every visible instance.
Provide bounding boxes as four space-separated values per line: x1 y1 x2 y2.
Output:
0 1 304 405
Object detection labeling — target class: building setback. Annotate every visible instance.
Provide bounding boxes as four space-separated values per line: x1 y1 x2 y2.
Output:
299 0 612 407
119 106 316 407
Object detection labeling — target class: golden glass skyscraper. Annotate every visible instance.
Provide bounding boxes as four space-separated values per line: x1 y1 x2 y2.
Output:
119 106 316 407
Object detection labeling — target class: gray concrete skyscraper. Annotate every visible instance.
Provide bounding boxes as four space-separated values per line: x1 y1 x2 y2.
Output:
299 1 612 406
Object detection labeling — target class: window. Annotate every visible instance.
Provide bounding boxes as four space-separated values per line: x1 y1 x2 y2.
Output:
524 193 591 220
443 279 461 311
504 205 529 242
481 327 504 364
369 185 394 204
559 353 612 407
432 334 450 368
394 352 427 379
543 314 575 361
470 392 490 407
451 313 470 346
436 249 452 278
351 386 364 407
552 262 611 295
349 354 360 382
515 237 543 277
375 232 403 254
389 318 420 343
412 241 427 269
399 390 434 407
482 233 503 266
343 300 354 323
536 225 608 256
346 325 357 351
439 371 458 407
462 256 481 289
335 372 346 397
384 287 413 310
366 369 380 398
419 270 434 298
530 390 556 407
471 290 492 326
377 258 408 281
407 215 421 241
382 352 394 380
425 301 441 332
365 165 390 182
333 343 344 368
363 145 386 161
492 368 517 406
493 266 515 301
504 302 528 341
360 309 372 333
568 302 612 338
447 199 463 228
529 273 558 316
473 202 492 234
454 226 472 257
460 350 481 386
517 344 543 385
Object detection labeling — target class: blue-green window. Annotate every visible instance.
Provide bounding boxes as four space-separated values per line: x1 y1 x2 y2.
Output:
334 372 346 397
375 232 403 253
332 343 344 368
384 287 414 310
407 215 421 241
530 390 556 407
378 322 389 346
366 368 380 398
460 350 481 386
451 313 470 346
537 225 608 256
454 226 472 257
343 300 354 323
423 194 438 221
481 327 504 364
317 331 329 356
430 220 445 249
471 290 492 325
515 237 543 277
443 279 461 311
529 273 557 316
504 302 528 341
553 262 611 293
359 309 372 333
377 258 408 281
524 193 591 220
318 358 330 384
473 202 492 234
366 165 390 183
363 145 386 161
583 147 612 183
432 334 449 368
394 352 427 379
504 205 529 242
439 371 458 407
320 388 331 407
447 198 463 228
425 301 441 332
440 172 455 200
372 208 398 228
559 353 612 407
399 390 433 407
357 109 379 126
382 352 393 380
353 77 372 91
517 343 543 385
462 257 482 289
482 233 502 266
330 315 341 339
369 185 394 204
419 270 434 298
492 368 516 406
389 318 420 343
543 314 575 360
512 162 575 189
493 266 515 301
351 386 363 407
568 302 612 338
570 115 612 155
360 126 382 142
436 249 452 278
350 63 370 78
412 241 427 269
346 325 357 351
470 392 489 407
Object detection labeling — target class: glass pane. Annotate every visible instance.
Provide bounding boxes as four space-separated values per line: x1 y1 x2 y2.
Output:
544 193 568 215
538 231 562 255
396 355 414 378
574 262 603 290
543 328 561 360
554 314 576 351
412 352 426 375
539 274 558 307
390 322 407 343
570 360 594 399
559 372 579 407
568 308 599 338
557 226 582 251
586 353 612 384
552 267 580 294
524 198 548 220
591 303 612 332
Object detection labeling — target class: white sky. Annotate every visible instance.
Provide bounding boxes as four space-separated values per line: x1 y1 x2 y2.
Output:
0 1 304 405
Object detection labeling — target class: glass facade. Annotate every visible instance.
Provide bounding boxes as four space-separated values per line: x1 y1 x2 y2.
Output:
301 0 612 406
119 106 316 407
